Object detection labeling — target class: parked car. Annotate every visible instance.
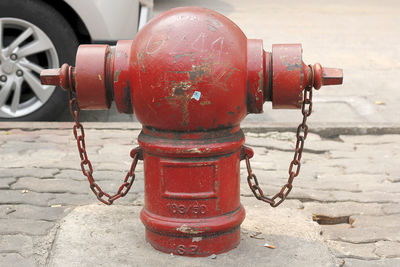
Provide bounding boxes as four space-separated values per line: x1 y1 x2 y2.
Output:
0 0 153 121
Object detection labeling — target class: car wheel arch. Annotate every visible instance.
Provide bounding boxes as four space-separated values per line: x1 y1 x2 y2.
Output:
41 0 92 44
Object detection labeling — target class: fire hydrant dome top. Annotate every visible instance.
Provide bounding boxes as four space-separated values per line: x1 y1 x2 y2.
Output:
130 7 248 131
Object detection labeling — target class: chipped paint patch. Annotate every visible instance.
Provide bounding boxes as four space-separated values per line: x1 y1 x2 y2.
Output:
258 70 264 93
207 24 217 32
185 147 201 153
224 67 239 82
98 74 102 81
200 100 211 106
173 52 195 63
137 51 146 72
176 224 203 234
192 237 202 242
191 91 201 101
279 55 301 71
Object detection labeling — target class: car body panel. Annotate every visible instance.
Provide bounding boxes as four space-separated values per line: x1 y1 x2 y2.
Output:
64 0 153 41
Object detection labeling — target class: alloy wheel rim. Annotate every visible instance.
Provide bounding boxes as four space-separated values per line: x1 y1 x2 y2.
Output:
0 17 59 118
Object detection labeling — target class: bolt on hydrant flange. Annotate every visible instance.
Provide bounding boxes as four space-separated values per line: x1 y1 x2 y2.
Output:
40 7 343 257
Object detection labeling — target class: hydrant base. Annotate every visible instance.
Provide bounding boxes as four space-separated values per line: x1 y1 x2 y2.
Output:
141 206 245 257
145 227 241 257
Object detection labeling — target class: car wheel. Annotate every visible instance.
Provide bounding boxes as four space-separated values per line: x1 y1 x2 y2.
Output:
0 0 79 121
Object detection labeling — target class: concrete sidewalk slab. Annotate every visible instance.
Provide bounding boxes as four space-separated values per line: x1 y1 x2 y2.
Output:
48 203 337 267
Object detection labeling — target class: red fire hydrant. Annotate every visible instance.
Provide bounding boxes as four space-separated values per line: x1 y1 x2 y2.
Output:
40 7 342 257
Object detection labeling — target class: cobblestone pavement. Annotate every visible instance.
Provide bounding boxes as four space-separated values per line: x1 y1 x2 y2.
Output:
0 123 399 266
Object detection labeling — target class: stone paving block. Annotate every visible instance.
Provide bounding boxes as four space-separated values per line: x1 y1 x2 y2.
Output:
11 177 89 194
241 175 400 204
0 167 59 179
39 160 83 171
94 161 144 172
339 134 400 145
54 169 86 181
0 253 36 267
0 177 16 189
0 141 32 155
0 205 70 221
374 240 400 258
291 187 400 204
0 219 54 235
351 214 400 228
307 139 355 153
98 143 136 157
0 143 68 168
0 190 54 206
343 258 400 267
34 130 70 144
321 223 400 243
0 129 39 142
241 170 365 193
326 240 378 260
96 176 144 194
55 169 142 181
85 129 141 142
325 158 385 175
0 234 34 257
298 174 400 194
303 202 384 217
47 193 96 206
382 203 400 214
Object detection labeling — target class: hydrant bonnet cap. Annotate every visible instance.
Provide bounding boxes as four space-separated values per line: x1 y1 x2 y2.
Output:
130 6 248 131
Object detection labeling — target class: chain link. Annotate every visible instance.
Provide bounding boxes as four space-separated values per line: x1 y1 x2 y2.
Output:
244 66 314 207
67 90 142 205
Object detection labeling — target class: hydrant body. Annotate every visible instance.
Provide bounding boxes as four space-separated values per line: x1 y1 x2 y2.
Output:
40 7 343 257
134 8 249 255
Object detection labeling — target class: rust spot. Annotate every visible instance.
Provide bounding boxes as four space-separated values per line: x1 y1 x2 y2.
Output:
313 214 352 225
120 81 133 113
188 64 211 82
215 180 220 211
171 81 192 96
168 81 195 127
114 69 121 82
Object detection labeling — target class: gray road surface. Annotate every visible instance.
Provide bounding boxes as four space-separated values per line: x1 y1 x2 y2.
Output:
0 122 399 266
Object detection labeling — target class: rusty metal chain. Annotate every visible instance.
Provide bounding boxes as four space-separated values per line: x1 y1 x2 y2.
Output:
243 65 314 207
67 89 142 205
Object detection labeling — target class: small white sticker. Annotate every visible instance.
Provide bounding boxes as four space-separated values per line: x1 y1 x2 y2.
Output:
191 91 201 101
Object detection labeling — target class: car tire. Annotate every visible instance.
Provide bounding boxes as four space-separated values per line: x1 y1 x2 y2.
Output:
0 0 79 121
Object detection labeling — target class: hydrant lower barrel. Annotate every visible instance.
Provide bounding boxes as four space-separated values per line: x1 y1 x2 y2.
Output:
40 7 343 257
